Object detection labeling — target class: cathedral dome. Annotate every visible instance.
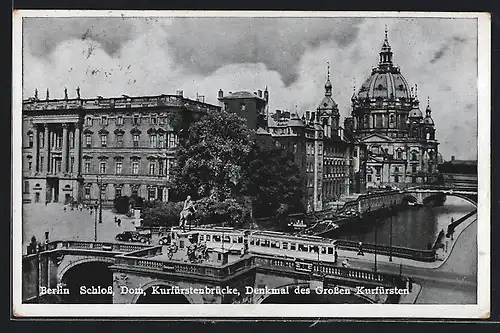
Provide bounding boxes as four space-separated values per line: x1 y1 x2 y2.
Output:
356 28 411 101
357 70 411 100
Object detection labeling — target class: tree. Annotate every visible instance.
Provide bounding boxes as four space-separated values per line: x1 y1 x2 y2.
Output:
141 201 184 228
241 145 305 219
113 195 131 214
168 109 254 202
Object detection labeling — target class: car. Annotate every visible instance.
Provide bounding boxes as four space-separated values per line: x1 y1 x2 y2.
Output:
115 230 151 243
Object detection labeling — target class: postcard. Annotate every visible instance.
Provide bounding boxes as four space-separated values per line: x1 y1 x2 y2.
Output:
12 10 490 318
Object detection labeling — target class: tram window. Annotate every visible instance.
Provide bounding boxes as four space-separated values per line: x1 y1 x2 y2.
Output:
262 239 270 247
200 235 205 241
321 247 327 254
223 236 231 243
206 235 211 241
213 235 221 242
238 237 243 243
282 242 288 250
250 239 255 245
290 243 296 250
271 241 279 249
309 246 316 253
298 244 308 252
232 237 237 243
255 239 260 246
327 247 333 254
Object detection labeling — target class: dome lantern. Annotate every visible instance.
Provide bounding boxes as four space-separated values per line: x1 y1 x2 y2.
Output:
379 25 394 68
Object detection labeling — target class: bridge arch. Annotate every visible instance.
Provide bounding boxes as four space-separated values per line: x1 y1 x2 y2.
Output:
132 280 194 304
58 256 115 283
447 194 478 207
58 257 115 303
401 194 418 205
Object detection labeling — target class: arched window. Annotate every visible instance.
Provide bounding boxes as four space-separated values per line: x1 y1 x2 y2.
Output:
390 114 395 124
397 149 403 159
412 152 418 161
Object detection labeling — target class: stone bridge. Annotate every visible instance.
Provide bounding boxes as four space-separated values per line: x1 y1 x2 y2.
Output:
22 240 408 305
335 186 477 216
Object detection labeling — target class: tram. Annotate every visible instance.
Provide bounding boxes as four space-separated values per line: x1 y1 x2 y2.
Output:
171 226 337 262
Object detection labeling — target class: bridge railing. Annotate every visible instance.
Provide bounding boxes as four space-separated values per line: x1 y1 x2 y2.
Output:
253 253 404 287
122 245 163 258
44 240 150 253
334 240 436 262
113 254 256 280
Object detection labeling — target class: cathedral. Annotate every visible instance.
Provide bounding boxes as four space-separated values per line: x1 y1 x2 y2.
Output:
344 29 439 189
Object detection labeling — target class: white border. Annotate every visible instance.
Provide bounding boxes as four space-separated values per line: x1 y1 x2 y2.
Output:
12 10 491 318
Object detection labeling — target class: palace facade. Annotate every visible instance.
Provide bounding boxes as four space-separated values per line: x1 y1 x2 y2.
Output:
344 29 439 189
22 89 220 205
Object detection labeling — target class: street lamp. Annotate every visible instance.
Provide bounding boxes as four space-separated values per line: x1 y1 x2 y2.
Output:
389 212 393 262
374 217 378 272
94 200 98 241
98 175 103 224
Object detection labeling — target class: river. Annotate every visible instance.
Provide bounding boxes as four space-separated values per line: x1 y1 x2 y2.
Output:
329 197 476 250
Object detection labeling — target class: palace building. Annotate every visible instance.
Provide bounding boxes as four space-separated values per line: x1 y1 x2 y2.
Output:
22 89 220 205
344 29 439 188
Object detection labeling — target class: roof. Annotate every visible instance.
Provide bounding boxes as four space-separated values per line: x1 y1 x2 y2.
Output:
222 91 267 101
357 70 411 100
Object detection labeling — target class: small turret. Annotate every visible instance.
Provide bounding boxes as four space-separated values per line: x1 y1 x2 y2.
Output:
264 86 269 103
46 88 50 101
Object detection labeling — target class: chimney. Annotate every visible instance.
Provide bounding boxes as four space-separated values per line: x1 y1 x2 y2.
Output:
176 90 183 97
451 156 455 161
310 112 316 122
254 91 258 96
306 111 310 121
218 89 223 100
258 90 262 98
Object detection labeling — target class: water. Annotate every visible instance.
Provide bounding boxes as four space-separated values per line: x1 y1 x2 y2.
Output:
332 197 475 250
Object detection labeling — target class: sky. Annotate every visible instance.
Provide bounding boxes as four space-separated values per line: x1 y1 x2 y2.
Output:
21 16 479 160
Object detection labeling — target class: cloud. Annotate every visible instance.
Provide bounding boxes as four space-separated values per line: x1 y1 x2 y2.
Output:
23 18 140 59
164 18 363 86
21 16 479 160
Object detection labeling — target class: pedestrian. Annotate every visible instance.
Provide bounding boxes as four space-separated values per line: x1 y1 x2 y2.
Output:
341 258 350 268
63 206 66 212
334 249 338 264
357 242 364 256
114 216 118 224
117 219 121 227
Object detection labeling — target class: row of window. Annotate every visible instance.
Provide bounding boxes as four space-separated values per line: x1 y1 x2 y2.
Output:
85 133 178 148
83 159 174 175
27 133 76 149
83 185 162 201
85 114 169 127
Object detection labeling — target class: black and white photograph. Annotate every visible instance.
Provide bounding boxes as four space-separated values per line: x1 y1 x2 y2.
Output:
12 11 490 318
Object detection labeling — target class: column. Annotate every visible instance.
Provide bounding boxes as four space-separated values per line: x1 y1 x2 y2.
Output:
32 125 39 174
43 124 50 173
62 123 68 173
75 123 81 175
